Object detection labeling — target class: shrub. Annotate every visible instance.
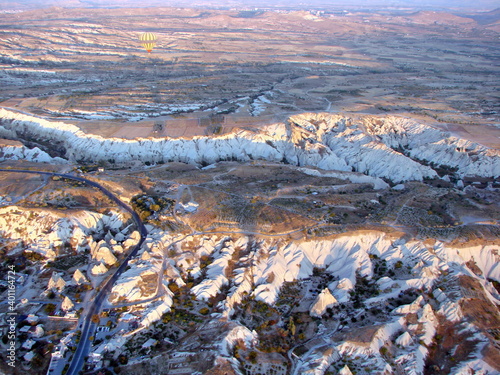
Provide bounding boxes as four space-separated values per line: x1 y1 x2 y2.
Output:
199 307 210 315
248 351 258 364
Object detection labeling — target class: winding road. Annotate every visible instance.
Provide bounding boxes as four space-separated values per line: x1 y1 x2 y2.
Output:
0 168 148 375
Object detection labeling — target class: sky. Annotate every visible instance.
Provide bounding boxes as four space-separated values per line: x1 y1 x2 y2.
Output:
2 0 499 11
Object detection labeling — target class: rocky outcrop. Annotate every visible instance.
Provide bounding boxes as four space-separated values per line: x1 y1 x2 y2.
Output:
310 288 338 317
61 296 74 311
339 366 354 375
91 262 108 275
93 245 117 266
73 269 88 285
47 272 66 293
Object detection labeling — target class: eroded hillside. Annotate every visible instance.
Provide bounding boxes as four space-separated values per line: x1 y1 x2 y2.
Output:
0 4 499 375
1 110 499 184
0 158 499 374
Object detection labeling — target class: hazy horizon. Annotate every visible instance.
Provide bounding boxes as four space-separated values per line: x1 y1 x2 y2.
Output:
2 0 499 11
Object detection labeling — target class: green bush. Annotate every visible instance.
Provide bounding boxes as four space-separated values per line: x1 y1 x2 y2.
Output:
199 307 210 315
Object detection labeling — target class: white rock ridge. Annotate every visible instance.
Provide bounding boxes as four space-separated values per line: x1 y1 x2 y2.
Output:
2 109 498 182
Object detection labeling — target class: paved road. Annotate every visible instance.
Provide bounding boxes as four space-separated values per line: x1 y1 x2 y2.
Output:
0 168 148 375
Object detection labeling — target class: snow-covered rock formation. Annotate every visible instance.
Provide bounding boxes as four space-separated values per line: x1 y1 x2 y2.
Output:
92 228 500 373
310 288 338 317
1 109 498 182
0 143 67 164
220 325 258 357
73 269 88 285
47 272 66 293
0 206 131 260
61 296 74 311
91 262 108 275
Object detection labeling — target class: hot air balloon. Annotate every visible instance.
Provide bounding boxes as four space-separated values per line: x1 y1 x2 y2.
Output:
139 32 157 53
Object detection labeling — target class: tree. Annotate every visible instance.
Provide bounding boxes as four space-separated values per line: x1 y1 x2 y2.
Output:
248 351 258 364
31 354 43 368
199 307 210 315
288 317 296 336
168 283 179 293
45 303 56 315
118 355 128 365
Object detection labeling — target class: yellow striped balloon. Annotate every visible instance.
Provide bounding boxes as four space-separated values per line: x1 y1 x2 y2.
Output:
139 32 157 53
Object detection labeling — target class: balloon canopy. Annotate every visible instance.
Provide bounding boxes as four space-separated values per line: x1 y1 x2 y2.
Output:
139 32 157 53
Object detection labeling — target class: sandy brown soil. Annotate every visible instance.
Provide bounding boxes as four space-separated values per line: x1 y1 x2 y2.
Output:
0 6 498 147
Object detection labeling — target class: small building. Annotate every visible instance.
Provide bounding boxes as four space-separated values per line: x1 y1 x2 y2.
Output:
53 342 68 359
89 352 102 363
21 325 44 338
23 351 35 362
33 325 44 338
26 314 39 324
121 313 136 322
179 201 199 213
22 339 36 350
65 311 78 319
142 338 157 350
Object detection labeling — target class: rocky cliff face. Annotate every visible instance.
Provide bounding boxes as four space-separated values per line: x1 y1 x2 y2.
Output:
1 109 498 182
